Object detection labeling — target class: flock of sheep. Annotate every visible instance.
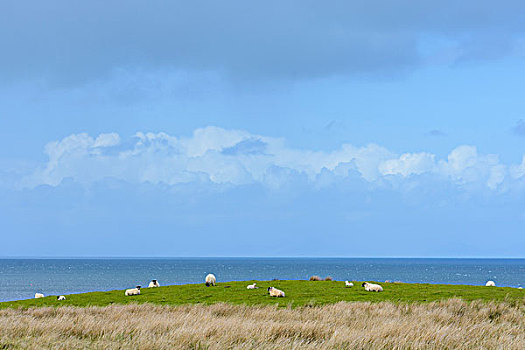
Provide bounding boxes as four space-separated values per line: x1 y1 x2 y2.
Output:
120 276 384 298
120 276 508 298
203 274 287 297
34 276 518 300
124 279 161 296
34 292 66 300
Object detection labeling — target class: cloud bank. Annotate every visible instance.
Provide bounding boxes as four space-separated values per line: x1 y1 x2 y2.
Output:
2 1 525 85
21 127 525 193
4 127 525 257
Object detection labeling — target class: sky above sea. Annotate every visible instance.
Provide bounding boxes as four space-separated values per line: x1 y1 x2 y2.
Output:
0 1 525 257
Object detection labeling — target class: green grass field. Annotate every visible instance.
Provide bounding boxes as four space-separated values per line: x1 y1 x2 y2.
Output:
1 280 523 309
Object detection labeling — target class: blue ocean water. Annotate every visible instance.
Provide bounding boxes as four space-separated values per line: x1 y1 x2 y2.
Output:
0 258 524 302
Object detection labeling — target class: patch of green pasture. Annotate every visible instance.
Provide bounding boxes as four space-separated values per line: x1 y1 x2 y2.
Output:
1 280 523 309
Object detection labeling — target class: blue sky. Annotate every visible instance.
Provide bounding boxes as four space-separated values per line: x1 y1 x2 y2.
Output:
1 1 525 257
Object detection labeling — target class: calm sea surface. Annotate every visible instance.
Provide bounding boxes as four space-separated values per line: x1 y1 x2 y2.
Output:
0 258 524 302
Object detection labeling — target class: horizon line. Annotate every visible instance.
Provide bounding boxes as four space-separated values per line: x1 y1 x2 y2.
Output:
1 256 524 259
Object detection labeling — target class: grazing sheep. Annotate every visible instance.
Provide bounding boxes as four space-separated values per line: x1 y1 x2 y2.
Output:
267 287 285 297
345 281 354 287
57 295 66 301
205 274 216 287
361 282 383 292
34 293 44 299
485 280 496 287
309 275 321 281
125 286 141 296
247 283 257 289
148 279 160 288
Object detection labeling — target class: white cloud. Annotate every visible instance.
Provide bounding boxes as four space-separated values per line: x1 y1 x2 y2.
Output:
19 127 525 192
438 146 507 189
379 152 436 177
441 145 479 176
510 156 525 179
182 127 252 157
93 133 120 148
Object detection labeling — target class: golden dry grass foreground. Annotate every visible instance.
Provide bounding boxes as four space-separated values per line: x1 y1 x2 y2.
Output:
1 299 524 349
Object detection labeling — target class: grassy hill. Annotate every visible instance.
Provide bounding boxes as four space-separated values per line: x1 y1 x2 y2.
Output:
1 280 523 309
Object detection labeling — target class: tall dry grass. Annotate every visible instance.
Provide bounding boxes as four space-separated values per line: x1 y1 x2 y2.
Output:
0 299 524 349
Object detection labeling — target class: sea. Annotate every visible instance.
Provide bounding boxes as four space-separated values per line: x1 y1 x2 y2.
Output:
1 258 524 302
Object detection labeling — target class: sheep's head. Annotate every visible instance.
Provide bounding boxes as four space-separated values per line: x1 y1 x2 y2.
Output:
136 286 141 289
152 280 157 283
361 282 367 287
267 287 273 292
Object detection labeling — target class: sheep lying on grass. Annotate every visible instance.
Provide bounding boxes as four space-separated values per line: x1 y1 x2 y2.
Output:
34 293 44 299
125 286 141 296
267 287 285 297
345 281 354 287
485 281 496 287
57 296 66 301
205 274 216 287
247 283 257 289
148 280 160 288
362 282 383 292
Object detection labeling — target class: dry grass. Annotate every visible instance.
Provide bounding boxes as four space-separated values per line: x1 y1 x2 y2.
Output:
1 299 524 349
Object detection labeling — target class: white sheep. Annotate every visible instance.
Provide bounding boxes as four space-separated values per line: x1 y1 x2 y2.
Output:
247 283 257 289
205 274 216 287
148 279 160 288
34 293 44 299
125 286 141 296
362 282 383 292
267 286 285 297
485 280 496 287
57 295 66 301
519 287 523 290
345 281 354 287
